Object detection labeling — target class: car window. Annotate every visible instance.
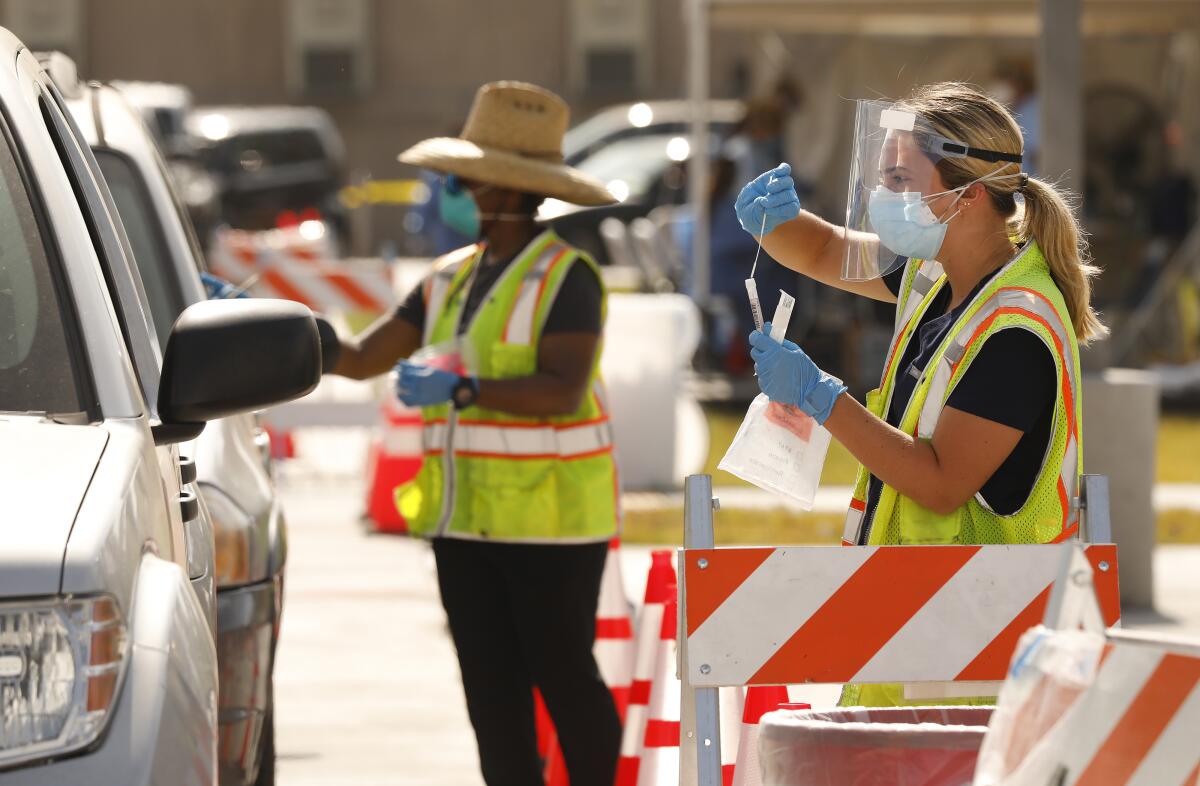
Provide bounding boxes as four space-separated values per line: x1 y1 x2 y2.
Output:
94 150 183 350
0 110 87 415
37 84 164 413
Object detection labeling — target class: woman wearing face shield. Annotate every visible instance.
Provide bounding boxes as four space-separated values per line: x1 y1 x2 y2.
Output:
733 83 1106 707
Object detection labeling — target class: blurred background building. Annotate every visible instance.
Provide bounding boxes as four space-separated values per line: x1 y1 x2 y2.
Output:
2 1 1189 234
4 0 1199 378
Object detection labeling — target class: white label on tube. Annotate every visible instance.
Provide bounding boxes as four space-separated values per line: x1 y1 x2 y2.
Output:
745 278 764 332
769 290 796 342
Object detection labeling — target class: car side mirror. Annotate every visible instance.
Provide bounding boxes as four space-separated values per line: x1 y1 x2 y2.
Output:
153 299 322 445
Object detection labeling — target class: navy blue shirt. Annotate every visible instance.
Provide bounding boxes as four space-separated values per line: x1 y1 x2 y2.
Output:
860 262 1057 538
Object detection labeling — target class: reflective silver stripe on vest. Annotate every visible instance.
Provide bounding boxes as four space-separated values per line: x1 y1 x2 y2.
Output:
503 241 572 345
915 287 1081 518
423 249 477 345
893 260 944 339
842 505 865 545
423 419 613 459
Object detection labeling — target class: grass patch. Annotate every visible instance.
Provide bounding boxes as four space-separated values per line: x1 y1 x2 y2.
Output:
623 507 1200 546
1158 509 1200 544
1158 415 1200 484
623 506 845 546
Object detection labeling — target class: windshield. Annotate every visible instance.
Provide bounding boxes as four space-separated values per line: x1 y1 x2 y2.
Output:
94 150 182 350
0 124 86 415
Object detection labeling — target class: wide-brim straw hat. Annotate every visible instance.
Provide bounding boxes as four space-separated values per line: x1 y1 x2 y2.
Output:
399 81 616 207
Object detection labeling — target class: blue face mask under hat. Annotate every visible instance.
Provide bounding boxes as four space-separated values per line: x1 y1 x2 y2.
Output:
439 175 483 238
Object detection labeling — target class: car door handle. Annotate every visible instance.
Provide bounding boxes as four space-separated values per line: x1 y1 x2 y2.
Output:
179 488 199 523
179 454 197 485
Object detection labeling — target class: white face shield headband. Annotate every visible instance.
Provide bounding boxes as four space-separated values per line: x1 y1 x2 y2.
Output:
841 100 1024 281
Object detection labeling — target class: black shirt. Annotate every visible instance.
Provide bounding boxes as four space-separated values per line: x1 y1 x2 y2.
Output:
860 261 1057 533
396 248 603 337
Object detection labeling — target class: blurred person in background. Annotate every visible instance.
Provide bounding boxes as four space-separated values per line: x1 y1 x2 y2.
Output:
990 59 1040 174
326 81 621 786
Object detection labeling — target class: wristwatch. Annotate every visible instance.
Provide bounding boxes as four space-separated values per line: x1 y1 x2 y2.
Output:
452 375 480 410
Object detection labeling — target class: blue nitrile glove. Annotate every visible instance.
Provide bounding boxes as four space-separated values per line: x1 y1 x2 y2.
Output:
735 163 801 237
200 271 248 300
749 323 848 424
394 361 459 407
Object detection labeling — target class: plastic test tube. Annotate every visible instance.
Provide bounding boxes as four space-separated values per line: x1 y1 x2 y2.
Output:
745 278 765 332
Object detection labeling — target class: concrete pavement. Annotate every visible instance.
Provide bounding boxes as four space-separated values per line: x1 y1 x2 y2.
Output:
272 474 480 786
272 472 1200 785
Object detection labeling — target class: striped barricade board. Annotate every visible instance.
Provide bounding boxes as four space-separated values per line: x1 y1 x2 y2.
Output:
682 544 1121 688
209 228 396 314
976 629 1200 786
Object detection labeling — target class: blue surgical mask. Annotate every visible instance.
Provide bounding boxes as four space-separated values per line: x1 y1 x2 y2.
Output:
439 176 481 238
866 186 965 260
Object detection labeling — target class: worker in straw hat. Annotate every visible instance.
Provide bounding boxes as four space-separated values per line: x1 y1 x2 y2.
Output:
327 81 621 785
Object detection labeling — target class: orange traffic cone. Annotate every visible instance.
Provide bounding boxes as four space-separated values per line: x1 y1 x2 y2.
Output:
264 424 295 459
364 394 423 533
595 538 636 722
730 688 806 786
616 551 677 786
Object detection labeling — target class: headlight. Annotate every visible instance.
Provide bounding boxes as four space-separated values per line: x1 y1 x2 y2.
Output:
0 596 126 768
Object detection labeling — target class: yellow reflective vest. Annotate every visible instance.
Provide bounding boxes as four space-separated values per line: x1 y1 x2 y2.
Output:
840 241 1083 707
396 230 619 543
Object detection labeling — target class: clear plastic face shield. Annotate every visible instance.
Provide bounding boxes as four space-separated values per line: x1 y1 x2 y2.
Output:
842 100 1023 281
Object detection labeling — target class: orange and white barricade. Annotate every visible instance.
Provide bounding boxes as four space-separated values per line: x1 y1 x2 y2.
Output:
975 547 1200 786
209 226 395 315
674 474 1124 786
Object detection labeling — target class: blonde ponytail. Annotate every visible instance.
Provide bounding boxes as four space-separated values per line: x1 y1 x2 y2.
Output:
898 82 1107 344
1016 177 1108 343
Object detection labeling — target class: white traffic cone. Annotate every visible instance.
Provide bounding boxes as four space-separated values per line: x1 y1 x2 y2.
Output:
636 591 679 786
615 551 677 786
595 537 636 723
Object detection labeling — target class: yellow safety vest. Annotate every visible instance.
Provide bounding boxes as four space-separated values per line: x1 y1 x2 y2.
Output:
395 230 619 543
840 241 1083 707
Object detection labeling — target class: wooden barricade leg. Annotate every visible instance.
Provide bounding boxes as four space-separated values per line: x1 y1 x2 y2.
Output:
679 474 723 786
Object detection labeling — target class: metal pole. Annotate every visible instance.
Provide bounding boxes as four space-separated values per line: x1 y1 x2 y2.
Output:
1037 0 1084 192
686 0 711 305
1080 474 1113 545
680 474 721 786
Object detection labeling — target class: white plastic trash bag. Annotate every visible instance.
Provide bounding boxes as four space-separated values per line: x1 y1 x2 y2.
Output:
758 706 993 786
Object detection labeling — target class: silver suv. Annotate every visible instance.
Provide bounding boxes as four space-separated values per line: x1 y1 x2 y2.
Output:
54 63 291 786
0 33 323 784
